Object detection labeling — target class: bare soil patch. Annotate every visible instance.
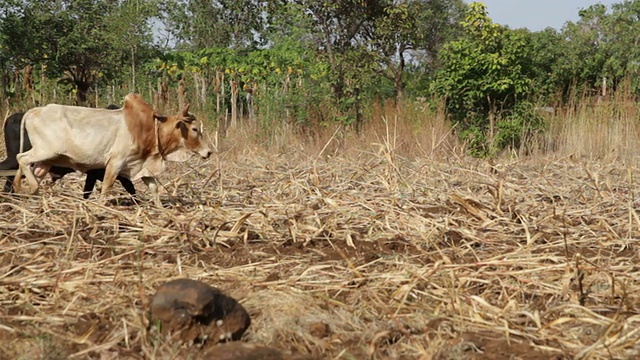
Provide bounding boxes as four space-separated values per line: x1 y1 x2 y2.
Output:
1 151 640 359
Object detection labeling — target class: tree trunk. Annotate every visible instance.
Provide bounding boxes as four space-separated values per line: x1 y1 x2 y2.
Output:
230 75 238 128
160 75 169 106
13 69 21 98
394 76 404 101
131 44 137 92
193 73 201 107
23 65 33 104
39 64 47 105
394 49 405 101
178 78 186 109
247 83 257 123
200 71 208 107
214 70 223 113
355 97 363 134
487 95 495 149
75 80 91 106
284 74 290 123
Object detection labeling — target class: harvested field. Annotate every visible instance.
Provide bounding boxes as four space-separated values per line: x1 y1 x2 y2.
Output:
2 146 640 359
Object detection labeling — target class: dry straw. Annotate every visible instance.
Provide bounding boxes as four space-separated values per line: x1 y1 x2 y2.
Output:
2 142 640 359
2 97 640 359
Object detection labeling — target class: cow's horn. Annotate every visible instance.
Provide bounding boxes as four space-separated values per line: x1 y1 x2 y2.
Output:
181 103 191 116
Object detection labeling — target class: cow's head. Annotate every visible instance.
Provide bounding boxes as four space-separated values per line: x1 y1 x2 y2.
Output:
155 103 212 160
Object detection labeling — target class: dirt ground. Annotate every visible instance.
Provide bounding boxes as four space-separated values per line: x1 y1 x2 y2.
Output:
1 148 640 359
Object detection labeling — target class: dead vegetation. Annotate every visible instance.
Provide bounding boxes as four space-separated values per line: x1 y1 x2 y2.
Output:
2 137 640 359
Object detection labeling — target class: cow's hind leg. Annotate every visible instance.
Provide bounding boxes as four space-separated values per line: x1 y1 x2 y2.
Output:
12 167 23 193
16 151 53 195
0 158 18 192
3 178 13 192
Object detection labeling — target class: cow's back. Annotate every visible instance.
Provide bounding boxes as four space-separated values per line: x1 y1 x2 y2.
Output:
23 105 128 171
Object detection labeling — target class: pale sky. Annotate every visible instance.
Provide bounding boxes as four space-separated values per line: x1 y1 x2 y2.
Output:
474 0 621 31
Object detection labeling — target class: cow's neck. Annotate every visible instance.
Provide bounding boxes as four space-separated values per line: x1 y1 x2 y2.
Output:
155 121 180 159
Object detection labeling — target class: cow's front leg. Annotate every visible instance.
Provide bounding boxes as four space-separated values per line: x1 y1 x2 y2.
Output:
83 170 101 199
142 176 162 207
100 161 122 200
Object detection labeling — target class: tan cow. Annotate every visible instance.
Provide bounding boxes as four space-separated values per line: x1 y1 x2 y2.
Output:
14 93 211 206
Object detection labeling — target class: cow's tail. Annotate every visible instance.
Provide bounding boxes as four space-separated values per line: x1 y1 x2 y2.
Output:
19 111 26 155
2 109 9 130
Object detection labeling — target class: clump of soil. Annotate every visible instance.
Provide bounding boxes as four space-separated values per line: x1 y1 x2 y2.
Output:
149 278 251 345
202 342 316 360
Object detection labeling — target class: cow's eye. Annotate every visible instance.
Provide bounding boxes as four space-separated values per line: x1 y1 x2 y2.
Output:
192 128 198 133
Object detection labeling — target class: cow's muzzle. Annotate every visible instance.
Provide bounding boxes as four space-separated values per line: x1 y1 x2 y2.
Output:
199 148 212 159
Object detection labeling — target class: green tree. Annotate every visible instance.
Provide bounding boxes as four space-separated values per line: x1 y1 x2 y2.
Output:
604 0 640 94
370 0 466 99
525 29 564 100
262 0 386 129
576 1 640 96
560 4 609 96
163 0 266 50
431 2 541 156
0 0 158 104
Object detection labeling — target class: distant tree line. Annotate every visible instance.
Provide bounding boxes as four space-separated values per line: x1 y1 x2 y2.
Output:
0 0 639 155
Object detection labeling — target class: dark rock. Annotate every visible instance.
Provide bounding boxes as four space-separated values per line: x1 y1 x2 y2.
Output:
149 278 251 344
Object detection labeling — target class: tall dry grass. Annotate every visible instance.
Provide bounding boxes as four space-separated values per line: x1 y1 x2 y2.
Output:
3 90 640 359
2 87 640 164
220 97 462 163
539 83 640 161
219 89 640 164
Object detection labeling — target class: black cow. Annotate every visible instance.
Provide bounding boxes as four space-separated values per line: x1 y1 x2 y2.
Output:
0 105 137 199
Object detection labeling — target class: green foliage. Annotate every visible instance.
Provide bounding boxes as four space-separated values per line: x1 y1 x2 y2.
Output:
1 0 640 152
431 2 541 156
525 28 571 100
459 126 489 158
586 1 640 94
0 0 159 104
537 1 640 100
370 0 466 97
163 0 266 50
493 101 545 151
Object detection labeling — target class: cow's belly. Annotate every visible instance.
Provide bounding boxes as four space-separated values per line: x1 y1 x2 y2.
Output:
40 155 105 173
63 136 116 164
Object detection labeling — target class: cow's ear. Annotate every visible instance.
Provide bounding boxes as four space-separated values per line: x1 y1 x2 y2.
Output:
176 120 189 137
181 103 191 117
153 113 168 122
